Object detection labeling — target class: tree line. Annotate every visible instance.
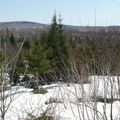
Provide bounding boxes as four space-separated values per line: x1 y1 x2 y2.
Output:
0 15 120 85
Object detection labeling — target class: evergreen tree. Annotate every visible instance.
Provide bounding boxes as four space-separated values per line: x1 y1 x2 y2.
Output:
46 14 69 72
9 33 17 59
26 40 52 78
10 33 16 47
23 39 30 50
9 53 26 84
22 39 31 59
57 15 69 64
48 14 59 59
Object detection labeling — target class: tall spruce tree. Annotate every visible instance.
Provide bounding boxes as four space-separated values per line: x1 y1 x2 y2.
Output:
46 14 69 72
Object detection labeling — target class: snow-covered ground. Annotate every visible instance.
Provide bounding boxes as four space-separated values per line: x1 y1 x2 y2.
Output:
2 76 120 120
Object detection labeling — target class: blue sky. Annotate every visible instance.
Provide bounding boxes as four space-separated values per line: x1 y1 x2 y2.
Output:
0 0 120 26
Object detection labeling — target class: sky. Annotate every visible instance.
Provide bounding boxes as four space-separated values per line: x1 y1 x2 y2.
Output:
0 0 120 26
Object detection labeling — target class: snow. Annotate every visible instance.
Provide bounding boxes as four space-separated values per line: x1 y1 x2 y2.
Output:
1 75 120 120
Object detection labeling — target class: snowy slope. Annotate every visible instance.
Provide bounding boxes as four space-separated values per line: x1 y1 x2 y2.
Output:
2 76 120 120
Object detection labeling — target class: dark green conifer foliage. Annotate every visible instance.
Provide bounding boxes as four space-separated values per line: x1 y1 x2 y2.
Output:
10 33 16 47
23 39 30 50
10 53 26 84
46 14 69 72
27 40 52 77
